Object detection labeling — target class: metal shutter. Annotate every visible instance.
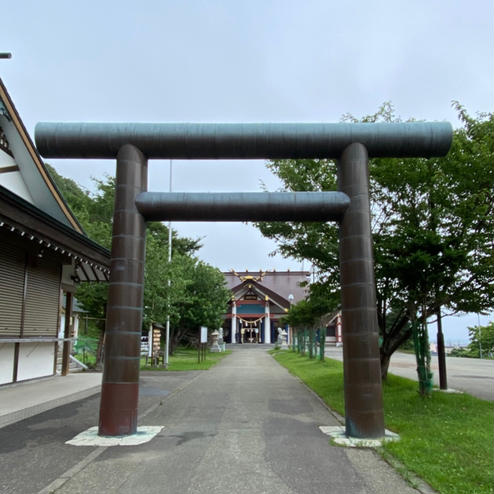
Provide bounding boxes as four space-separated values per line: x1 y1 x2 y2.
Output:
0 240 25 337
23 257 61 337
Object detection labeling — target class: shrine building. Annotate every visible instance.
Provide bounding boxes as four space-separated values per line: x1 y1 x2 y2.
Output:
0 79 110 386
222 270 310 344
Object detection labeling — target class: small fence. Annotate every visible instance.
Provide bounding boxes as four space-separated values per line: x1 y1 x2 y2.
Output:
291 327 327 361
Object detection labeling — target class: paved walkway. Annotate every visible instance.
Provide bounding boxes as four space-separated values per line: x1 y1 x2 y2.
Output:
0 372 102 428
1 346 420 494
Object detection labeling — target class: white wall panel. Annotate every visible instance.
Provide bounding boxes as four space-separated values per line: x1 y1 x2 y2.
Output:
0 171 34 203
16 343 55 381
0 343 15 384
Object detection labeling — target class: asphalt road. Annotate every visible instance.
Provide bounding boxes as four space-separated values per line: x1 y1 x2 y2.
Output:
325 347 494 401
0 346 420 494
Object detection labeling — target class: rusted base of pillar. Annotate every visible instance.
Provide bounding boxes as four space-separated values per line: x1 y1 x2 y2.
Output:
345 412 385 439
98 382 138 436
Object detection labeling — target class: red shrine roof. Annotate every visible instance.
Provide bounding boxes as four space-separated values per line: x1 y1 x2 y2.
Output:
223 270 310 304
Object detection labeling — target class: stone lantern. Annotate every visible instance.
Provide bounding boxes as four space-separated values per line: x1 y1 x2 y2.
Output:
210 330 220 352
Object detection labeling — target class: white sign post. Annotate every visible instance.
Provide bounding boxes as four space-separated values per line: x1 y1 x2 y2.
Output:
198 326 208 362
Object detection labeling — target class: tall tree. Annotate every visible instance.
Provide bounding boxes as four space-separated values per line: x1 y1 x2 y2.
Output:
468 322 494 359
371 104 493 378
256 104 494 378
46 168 228 352
168 259 230 353
283 282 340 329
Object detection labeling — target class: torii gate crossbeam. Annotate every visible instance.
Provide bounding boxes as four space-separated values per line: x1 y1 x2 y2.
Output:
35 121 452 440
135 191 350 222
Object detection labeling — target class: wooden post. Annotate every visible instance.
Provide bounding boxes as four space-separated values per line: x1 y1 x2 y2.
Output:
61 291 73 376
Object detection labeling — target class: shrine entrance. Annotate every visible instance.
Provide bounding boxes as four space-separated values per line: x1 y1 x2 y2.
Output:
36 120 452 440
226 274 287 344
241 322 259 344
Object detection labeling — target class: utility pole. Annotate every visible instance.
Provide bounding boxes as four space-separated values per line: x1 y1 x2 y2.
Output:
478 314 483 359
436 307 447 389
164 160 172 368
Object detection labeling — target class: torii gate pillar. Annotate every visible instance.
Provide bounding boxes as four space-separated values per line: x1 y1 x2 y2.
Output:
338 143 384 438
99 144 147 436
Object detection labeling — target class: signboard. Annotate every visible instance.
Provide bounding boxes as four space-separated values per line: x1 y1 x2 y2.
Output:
200 326 208 343
152 327 161 356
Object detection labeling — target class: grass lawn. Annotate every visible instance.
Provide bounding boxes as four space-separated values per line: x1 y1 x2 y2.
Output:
271 349 493 494
140 347 231 371
73 353 97 368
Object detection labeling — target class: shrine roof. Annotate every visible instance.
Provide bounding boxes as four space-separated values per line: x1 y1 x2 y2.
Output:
224 270 310 304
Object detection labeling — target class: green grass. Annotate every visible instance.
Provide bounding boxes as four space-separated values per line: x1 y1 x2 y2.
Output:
140 347 231 371
271 349 494 494
73 352 97 368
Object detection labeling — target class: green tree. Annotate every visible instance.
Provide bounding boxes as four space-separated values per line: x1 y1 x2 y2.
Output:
46 164 92 223
449 323 494 359
46 169 228 354
256 103 494 380
371 104 493 382
169 260 230 353
283 299 317 329
283 282 339 329
466 322 494 358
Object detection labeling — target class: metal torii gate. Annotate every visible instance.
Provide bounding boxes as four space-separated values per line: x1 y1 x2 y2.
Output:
36 121 452 439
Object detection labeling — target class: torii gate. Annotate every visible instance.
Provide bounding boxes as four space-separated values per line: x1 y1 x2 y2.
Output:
35 121 452 439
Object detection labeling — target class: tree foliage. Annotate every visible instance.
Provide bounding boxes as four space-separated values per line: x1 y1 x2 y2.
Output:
46 166 230 351
450 322 494 359
256 103 494 378
283 282 339 329
469 322 494 358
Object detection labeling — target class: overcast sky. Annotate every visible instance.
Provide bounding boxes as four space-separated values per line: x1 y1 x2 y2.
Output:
2 0 492 343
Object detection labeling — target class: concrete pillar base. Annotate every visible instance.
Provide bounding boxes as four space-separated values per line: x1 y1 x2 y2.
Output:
319 426 399 448
67 425 164 446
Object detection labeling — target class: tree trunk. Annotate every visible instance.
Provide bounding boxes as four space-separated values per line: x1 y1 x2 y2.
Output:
379 319 412 380
380 351 391 380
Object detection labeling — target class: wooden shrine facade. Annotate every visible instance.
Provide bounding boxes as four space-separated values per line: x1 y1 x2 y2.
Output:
222 270 309 344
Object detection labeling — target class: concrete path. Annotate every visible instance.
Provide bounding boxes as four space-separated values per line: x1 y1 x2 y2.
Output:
325 347 494 401
0 345 420 494
0 372 102 428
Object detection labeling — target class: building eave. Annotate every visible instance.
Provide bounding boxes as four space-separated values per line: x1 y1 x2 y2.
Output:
0 184 110 281
231 280 290 310
0 79 83 232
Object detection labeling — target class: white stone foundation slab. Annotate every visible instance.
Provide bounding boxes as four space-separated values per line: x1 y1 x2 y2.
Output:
435 387 463 395
319 425 400 448
66 426 164 446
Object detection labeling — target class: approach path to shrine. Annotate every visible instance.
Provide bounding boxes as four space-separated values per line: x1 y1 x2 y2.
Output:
1 346 420 494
